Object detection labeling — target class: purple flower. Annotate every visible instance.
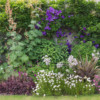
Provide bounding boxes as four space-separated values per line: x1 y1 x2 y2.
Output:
18 72 21 76
34 74 36 77
38 21 41 24
61 34 64 37
42 18 44 20
68 15 71 18
66 41 72 48
87 33 90 36
69 32 72 35
55 10 62 16
92 41 95 44
74 36 78 38
66 40 72 54
59 31 62 34
45 26 51 30
49 7 55 14
80 35 84 38
61 15 65 19
83 27 86 31
54 16 59 20
46 10 50 16
68 15 73 18
65 35 68 37
46 14 54 22
42 31 46 36
83 40 86 43
47 22 50 25
56 30 59 34
58 10 62 14
68 48 72 54
56 34 59 37
63 32 66 35
95 44 99 48
35 25 39 29
59 43 63 45
46 7 62 22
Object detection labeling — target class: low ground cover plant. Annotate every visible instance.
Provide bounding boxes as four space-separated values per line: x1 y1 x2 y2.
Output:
0 73 35 95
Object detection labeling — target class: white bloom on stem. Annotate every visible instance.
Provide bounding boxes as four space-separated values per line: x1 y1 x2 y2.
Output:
92 50 100 61
39 70 45 73
66 69 70 72
56 62 63 68
97 52 99 55
36 93 39 95
43 94 46 97
68 55 78 68
92 53 95 57
42 55 51 65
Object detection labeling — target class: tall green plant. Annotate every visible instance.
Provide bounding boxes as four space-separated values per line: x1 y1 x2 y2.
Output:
24 20 42 61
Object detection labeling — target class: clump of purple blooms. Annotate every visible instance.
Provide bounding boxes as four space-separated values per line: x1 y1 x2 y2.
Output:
39 7 65 36
66 40 72 54
56 28 65 37
46 7 62 21
74 27 99 48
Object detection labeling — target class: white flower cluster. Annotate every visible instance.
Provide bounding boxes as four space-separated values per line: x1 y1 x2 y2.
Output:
33 70 94 96
68 55 78 68
63 75 94 91
92 50 100 61
56 62 63 68
33 70 64 96
42 55 51 65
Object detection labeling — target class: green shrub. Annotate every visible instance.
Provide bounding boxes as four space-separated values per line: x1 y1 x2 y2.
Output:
23 20 42 63
0 12 8 32
32 39 68 64
64 0 99 31
0 1 31 33
87 23 100 45
71 41 96 60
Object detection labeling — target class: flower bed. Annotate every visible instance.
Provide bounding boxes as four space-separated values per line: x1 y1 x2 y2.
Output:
0 0 100 96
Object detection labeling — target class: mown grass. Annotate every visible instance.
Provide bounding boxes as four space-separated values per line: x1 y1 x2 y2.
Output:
0 95 100 100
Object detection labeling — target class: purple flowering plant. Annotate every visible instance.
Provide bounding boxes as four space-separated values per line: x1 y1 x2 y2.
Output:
38 7 65 37
74 27 99 49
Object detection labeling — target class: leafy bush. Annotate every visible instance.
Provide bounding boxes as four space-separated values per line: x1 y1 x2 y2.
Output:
32 39 68 64
0 0 42 79
23 20 42 62
0 12 8 33
1 19 42 79
87 23 100 45
71 41 96 60
33 70 95 96
65 0 98 31
0 73 35 95
0 1 31 33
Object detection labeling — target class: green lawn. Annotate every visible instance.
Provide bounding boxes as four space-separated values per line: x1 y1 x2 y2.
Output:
0 95 100 100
